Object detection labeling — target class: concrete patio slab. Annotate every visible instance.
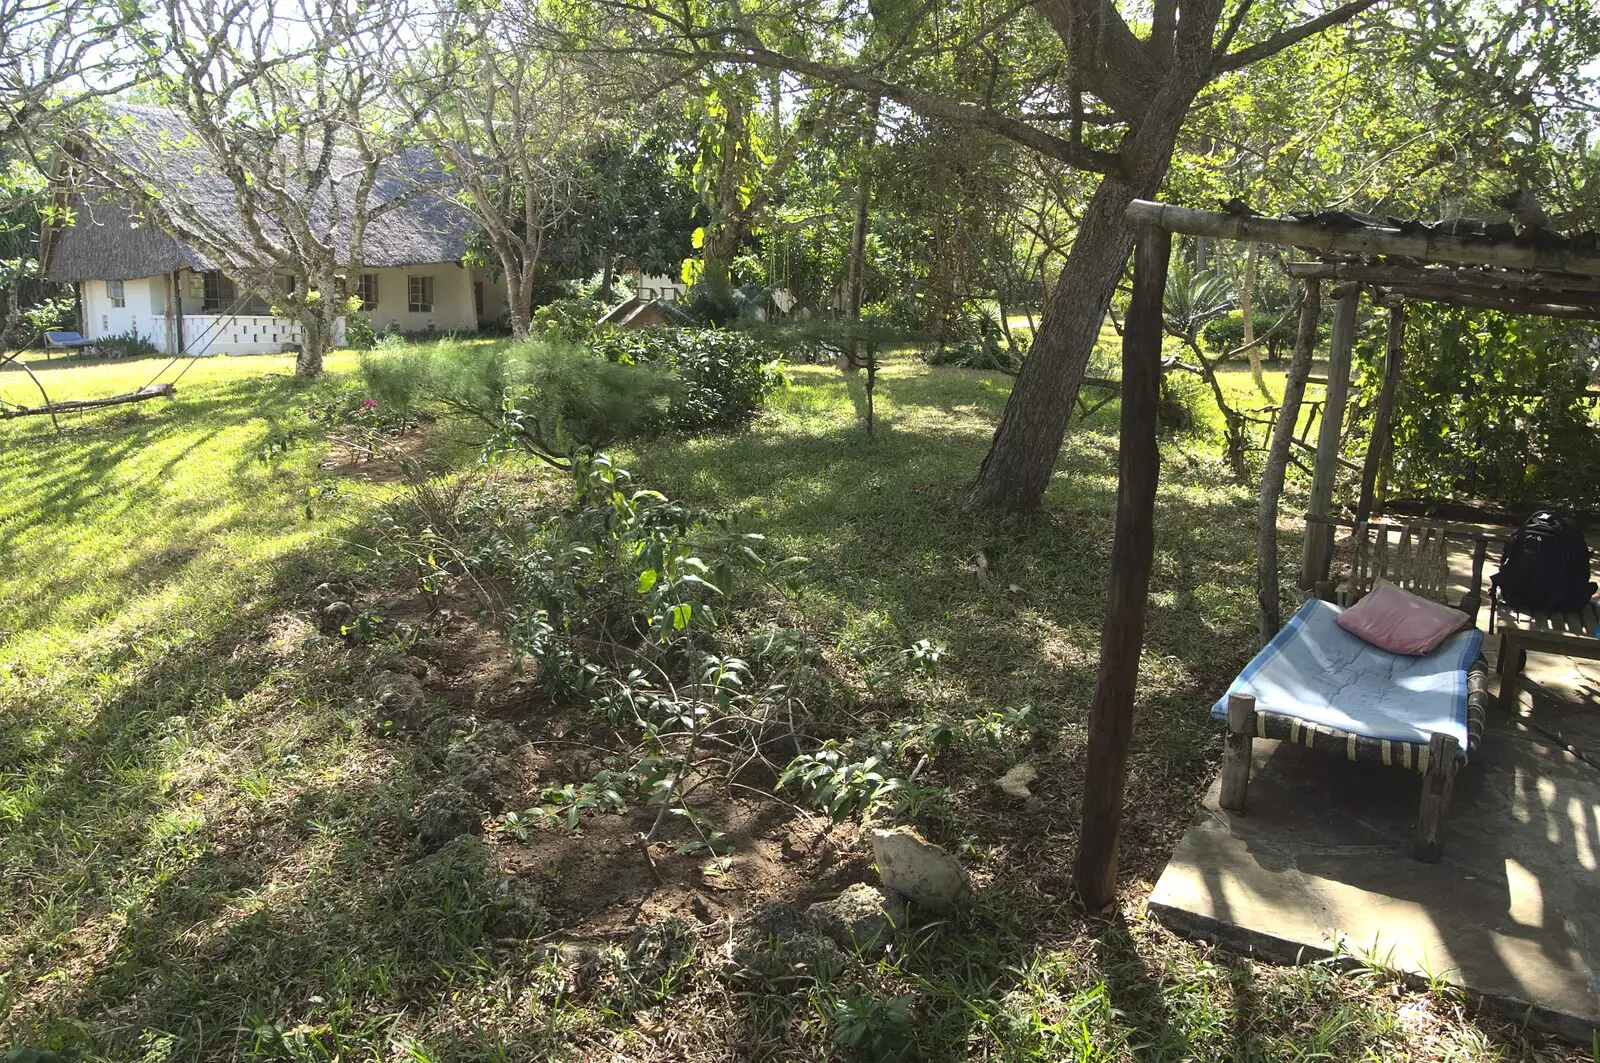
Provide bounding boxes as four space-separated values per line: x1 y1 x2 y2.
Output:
1150 656 1600 1043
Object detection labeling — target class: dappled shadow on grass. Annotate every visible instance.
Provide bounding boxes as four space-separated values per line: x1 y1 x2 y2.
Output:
626 371 1267 764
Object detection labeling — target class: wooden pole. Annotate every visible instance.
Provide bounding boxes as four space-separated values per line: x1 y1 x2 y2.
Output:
1299 284 1360 590
1075 225 1170 914
1376 287 1600 320
172 269 187 354
1256 279 1322 640
1355 303 1406 523
1125 200 1600 276
1219 692 1256 812
1412 732 1460 862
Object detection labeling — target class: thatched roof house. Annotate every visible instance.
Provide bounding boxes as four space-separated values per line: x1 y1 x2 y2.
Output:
43 105 507 356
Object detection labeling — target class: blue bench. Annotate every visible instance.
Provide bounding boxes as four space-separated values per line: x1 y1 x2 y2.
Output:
43 331 97 358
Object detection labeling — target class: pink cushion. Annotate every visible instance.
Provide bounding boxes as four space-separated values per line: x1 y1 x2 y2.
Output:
1336 582 1470 656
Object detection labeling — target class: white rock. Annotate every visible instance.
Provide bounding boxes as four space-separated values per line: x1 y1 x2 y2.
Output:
995 762 1038 799
868 827 971 914
805 883 905 953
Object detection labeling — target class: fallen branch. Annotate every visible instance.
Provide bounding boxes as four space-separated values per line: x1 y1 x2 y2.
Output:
0 382 175 419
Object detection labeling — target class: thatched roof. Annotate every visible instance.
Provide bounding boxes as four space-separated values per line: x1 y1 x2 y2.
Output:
45 105 473 282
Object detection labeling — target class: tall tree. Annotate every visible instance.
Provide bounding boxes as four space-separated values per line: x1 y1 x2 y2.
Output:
0 0 148 147
66 0 419 376
569 0 1382 509
394 6 595 337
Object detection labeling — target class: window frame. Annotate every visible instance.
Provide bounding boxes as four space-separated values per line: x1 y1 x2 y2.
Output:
201 271 237 313
356 273 379 312
106 278 125 308
407 275 434 314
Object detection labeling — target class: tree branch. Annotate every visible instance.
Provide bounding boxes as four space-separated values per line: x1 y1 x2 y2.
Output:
1213 0 1382 74
653 44 1125 174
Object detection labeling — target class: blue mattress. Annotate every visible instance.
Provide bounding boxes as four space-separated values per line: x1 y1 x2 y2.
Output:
1211 598 1483 752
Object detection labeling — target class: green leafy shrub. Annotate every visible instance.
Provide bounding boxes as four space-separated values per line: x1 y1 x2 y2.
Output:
1374 305 1600 509
1201 310 1320 362
343 308 377 350
861 294 924 334
532 295 608 342
924 312 1025 372
590 327 782 431
360 339 676 464
92 331 160 360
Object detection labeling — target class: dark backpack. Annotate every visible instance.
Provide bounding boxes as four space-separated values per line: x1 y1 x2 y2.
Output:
1490 510 1595 621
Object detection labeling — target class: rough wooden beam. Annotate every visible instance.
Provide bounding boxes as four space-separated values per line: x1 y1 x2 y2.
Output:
1125 200 1600 276
1285 260 1600 294
1381 287 1600 320
1300 286 1359 589
1355 304 1405 524
1075 225 1170 915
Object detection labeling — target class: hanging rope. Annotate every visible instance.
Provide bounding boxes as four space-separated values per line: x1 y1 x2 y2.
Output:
0 328 64 432
136 287 256 392
0 289 258 426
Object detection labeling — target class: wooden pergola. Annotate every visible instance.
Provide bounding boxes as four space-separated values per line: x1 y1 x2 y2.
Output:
1074 199 1600 910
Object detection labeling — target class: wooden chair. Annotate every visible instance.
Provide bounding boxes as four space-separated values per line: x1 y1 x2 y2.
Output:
1221 518 1491 861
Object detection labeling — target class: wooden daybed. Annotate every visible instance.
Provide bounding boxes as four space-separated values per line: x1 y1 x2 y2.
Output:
1215 519 1492 861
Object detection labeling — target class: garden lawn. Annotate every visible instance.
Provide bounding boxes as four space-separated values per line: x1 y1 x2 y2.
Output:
0 348 1582 1061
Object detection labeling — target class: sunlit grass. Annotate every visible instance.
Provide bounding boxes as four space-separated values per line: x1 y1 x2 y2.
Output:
0 346 1566 1062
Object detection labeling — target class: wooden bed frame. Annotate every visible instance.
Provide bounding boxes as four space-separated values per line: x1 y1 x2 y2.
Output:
1221 518 1492 861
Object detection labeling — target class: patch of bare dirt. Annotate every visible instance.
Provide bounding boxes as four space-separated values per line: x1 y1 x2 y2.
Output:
351 584 872 937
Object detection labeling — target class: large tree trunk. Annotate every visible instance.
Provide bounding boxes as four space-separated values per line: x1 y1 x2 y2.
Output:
295 290 337 377
964 170 1143 511
965 31 1213 513
504 257 532 339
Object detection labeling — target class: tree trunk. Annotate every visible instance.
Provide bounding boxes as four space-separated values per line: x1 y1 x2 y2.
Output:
295 292 336 377
504 257 532 339
599 256 616 305
964 36 1212 513
964 170 1142 511
1255 280 1320 642
844 96 880 324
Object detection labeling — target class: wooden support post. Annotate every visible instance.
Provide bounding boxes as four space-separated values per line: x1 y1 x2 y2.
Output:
1255 279 1322 642
1355 303 1406 524
1219 693 1256 812
1300 284 1360 589
1075 225 1170 914
1462 538 1489 624
1412 733 1460 862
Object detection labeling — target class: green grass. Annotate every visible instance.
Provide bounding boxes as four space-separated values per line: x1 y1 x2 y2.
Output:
0 349 1582 1061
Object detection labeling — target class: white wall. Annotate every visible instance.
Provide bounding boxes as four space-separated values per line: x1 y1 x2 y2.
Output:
471 266 509 326
77 263 482 356
366 264 477 334
82 277 161 343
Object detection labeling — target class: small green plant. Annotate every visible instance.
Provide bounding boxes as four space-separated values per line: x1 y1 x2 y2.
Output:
92 330 161 359
339 605 385 645
827 989 914 1060
343 306 378 349
777 740 907 821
